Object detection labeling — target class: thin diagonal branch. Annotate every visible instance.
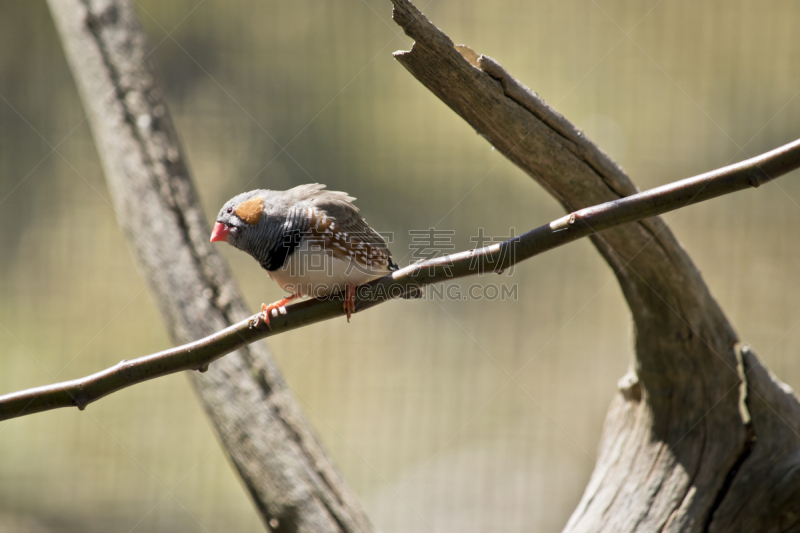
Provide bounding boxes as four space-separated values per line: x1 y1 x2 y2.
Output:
2 138 798 421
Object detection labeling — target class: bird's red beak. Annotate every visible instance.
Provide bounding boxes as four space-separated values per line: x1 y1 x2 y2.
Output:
210 222 231 243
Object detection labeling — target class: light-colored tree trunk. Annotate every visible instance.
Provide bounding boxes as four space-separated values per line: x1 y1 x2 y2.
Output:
46 1 374 531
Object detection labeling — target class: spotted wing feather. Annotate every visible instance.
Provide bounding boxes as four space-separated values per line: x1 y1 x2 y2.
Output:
300 187 395 272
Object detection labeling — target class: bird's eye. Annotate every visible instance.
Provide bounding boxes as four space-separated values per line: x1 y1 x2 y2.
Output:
226 207 233 214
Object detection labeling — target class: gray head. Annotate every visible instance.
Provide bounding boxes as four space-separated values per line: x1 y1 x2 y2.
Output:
211 190 273 250
212 188 309 272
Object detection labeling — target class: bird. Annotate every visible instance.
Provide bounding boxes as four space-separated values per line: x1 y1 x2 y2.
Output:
210 184 412 327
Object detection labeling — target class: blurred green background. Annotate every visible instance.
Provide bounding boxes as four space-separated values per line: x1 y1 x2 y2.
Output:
1 1 799 531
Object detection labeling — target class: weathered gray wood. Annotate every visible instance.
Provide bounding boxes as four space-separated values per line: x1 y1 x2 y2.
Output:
712 345 800 532
45 1 373 531
390 1 800 531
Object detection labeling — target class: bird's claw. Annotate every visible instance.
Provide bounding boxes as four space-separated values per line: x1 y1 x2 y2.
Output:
258 302 275 329
255 295 297 330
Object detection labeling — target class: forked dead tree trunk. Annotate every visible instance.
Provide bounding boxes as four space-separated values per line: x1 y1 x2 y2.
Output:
389 1 800 531
46 1 373 532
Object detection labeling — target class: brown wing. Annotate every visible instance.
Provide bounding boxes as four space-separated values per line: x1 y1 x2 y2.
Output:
307 192 393 271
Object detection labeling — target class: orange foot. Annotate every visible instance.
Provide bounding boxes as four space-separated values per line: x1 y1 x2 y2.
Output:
343 283 356 323
259 294 298 329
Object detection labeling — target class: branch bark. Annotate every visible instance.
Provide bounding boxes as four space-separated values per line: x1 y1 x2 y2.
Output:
44 1 372 532
389 1 800 531
2 138 800 421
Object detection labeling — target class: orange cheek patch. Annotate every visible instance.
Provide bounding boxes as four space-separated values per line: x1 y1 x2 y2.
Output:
235 196 264 225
